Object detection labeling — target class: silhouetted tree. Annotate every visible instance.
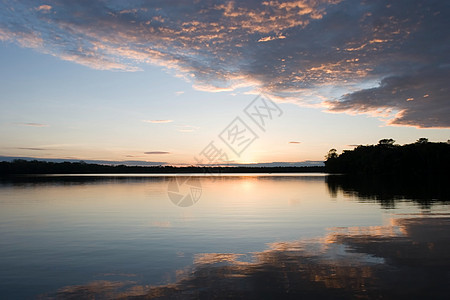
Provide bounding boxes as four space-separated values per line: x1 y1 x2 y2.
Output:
378 138 395 146
416 138 429 144
325 148 337 160
0 161 324 175
324 139 450 179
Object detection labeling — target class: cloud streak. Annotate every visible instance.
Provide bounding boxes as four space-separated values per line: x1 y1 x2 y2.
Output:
17 147 48 151
17 122 49 127
176 125 199 133
144 151 170 155
142 120 173 124
0 0 448 127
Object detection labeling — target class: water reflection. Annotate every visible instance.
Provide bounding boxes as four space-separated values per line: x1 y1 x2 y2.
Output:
46 215 450 299
326 175 450 209
1 174 448 298
0 174 170 187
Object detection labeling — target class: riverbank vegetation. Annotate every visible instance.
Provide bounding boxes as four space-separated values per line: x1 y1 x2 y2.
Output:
325 138 450 178
0 160 324 175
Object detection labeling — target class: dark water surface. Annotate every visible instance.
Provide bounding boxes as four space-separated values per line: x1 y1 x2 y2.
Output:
0 174 449 299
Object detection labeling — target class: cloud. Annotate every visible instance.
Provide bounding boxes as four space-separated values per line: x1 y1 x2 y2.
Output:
176 125 199 133
326 66 450 128
258 34 286 42
144 151 170 155
1 0 448 127
142 120 173 124
17 147 47 151
289 141 301 144
175 91 185 96
18 122 49 127
36 5 51 12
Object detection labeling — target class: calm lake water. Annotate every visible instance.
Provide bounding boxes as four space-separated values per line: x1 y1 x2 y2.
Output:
0 174 449 299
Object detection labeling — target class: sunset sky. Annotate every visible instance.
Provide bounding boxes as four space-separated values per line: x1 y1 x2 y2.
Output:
1 0 449 165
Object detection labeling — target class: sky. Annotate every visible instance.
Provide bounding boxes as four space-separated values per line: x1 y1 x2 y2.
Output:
0 0 449 165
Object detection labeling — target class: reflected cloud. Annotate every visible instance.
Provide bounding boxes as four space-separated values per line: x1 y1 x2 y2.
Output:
150 221 171 228
45 216 450 299
194 253 246 265
52 280 142 299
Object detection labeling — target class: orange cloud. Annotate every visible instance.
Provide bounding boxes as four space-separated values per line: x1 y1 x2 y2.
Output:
1 0 448 127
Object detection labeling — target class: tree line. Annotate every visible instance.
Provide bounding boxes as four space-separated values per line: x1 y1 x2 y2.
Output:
0 160 324 175
324 138 450 178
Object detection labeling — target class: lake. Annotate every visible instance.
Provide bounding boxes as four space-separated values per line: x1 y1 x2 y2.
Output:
0 174 449 299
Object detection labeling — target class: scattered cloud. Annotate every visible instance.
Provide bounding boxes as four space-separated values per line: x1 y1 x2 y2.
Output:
36 5 52 12
144 151 170 155
0 0 448 127
258 34 286 42
17 147 47 151
17 122 49 127
289 141 301 144
175 91 185 96
177 125 199 133
142 120 173 124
